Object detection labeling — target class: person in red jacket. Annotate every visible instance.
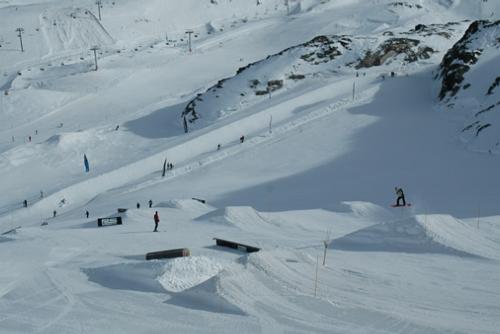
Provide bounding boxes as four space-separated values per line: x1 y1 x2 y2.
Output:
153 211 160 232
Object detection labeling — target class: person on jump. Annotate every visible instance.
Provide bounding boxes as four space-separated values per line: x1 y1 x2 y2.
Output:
395 187 406 207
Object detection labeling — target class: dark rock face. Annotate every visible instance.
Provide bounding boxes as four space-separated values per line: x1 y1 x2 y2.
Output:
437 20 500 101
356 38 435 69
300 35 351 65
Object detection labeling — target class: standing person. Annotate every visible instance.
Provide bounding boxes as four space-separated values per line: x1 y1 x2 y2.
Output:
85 210 89 219
153 211 160 232
23 199 28 208
162 159 167 177
136 202 140 209
53 210 57 217
148 199 153 208
395 187 406 207
240 135 245 143
84 154 90 173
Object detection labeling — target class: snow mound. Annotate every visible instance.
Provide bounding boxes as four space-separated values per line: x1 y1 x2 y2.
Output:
155 199 213 213
331 214 500 258
40 7 114 54
340 201 394 222
195 206 269 227
165 271 246 316
158 256 222 293
83 262 166 294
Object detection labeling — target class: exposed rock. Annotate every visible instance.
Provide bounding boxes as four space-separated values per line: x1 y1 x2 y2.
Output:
487 77 500 95
356 38 435 69
437 20 500 100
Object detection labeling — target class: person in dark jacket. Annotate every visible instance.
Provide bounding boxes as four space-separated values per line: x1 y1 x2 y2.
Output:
153 211 160 232
149 199 153 208
395 187 406 206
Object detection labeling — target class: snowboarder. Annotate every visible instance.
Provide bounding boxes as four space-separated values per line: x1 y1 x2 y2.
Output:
153 211 159 232
240 135 245 143
394 187 406 207
85 210 89 219
136 202 140 209
148 199 153 208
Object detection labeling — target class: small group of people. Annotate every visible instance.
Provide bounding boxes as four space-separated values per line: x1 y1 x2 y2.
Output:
136 199 154 209
166 162 174 170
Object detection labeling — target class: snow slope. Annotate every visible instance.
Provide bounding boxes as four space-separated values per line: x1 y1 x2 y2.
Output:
0 0 499 333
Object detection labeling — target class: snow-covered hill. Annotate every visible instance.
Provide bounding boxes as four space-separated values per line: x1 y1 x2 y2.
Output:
0 1 499 333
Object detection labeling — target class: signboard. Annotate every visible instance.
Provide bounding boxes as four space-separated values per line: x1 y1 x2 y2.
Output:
97 217 122 227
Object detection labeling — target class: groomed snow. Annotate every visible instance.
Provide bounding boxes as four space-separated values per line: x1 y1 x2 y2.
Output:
0 0 499 333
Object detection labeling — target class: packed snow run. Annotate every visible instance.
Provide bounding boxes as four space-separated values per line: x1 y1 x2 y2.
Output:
1 0 499 333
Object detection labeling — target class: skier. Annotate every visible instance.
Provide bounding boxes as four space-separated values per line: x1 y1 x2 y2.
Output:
240 135 245 143
217 144 221 151
23 199 28 208
136 202 140 209
153 211 160 232
53 210 57 217
85 210 89 219
394 187 406 207
148 199 153 208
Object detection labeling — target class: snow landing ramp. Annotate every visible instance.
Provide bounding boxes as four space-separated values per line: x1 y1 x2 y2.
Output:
195 206 270 227
331 214 500 259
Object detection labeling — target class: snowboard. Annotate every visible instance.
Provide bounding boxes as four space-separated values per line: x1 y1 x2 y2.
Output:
391 203 411 208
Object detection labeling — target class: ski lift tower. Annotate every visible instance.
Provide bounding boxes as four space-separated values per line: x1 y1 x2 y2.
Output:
16 27 24 52
185 29 194 53
90 46 100 71
95 0 102 20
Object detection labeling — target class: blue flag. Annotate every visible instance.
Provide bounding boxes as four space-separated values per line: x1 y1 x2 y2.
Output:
84 154 90 172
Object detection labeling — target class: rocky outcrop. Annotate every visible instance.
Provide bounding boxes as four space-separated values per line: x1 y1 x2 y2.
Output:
181 35 353 123
356 38 435 69
437 20 500 100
